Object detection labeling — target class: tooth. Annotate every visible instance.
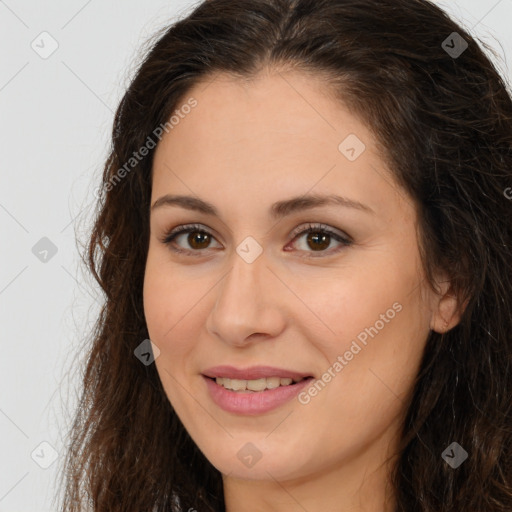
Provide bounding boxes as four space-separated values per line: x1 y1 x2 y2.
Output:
230 378 248 391
266 377 281 389
214 376 300 391
247 379 267 391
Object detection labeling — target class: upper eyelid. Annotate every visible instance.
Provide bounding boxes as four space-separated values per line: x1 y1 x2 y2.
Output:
165 223 220 241
289 222 350 240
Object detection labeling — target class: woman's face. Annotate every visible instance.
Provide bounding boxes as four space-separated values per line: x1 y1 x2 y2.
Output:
143 71 453 489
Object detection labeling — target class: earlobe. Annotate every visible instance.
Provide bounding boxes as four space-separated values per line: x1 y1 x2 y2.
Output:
428 275 466 333
430 293 461 333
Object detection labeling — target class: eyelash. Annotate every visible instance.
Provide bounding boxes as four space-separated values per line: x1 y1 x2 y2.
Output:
160 223 353 258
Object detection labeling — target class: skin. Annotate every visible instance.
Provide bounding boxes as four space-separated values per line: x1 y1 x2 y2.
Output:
143 69 461 512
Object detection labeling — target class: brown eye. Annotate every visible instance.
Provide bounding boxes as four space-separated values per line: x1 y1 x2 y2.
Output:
305 231 331 251
288 223 352 258
187 231 211 250
161 223 221 255
161 222 352 258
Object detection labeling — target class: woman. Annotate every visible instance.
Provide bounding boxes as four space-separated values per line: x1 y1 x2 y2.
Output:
58 0 512 510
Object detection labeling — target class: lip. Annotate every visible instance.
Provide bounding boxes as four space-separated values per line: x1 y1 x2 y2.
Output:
203 375 314 415
202 365 313 381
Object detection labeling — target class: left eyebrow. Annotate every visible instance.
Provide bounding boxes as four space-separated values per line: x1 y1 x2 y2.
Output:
150 193 375 218
270 193 375 218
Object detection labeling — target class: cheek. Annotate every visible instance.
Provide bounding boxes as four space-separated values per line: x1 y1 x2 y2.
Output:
143 250 214 372
290 276 427 464
289 262 413 348
143 257 201 414
292 260 429 397
143 253 188 350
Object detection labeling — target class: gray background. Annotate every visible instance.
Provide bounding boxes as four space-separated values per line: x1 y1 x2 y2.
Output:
1 0 511 510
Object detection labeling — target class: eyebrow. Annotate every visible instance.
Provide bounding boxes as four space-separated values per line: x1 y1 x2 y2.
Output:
151 193 375 219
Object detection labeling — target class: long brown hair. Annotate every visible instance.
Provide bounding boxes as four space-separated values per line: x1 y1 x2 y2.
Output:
57 1 512 510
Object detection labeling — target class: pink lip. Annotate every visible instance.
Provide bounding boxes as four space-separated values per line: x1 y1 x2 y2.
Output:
202 365 312 381
203 375 313 415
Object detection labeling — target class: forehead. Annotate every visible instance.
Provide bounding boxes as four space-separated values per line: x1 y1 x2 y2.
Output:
155 72 369 171
150 71 407 221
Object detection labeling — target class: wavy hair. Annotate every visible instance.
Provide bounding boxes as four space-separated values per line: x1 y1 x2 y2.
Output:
57 0 512 510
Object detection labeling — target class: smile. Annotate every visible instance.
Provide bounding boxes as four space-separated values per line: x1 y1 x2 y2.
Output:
202 374 314 415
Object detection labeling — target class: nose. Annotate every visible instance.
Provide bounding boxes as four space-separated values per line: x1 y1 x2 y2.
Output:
205 249 286 348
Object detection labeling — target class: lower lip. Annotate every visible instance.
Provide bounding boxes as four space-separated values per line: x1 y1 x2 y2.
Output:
202 375 313 415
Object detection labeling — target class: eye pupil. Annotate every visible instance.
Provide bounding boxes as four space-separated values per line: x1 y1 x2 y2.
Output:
189 231 210 249
307 232 330 251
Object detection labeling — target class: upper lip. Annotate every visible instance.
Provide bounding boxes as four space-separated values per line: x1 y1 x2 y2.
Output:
202 365 312 381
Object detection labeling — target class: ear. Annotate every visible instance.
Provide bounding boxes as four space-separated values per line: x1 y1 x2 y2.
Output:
429 276 466 334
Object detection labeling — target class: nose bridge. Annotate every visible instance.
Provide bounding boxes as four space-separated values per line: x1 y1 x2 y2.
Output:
206 247 284 345
217 248 268 317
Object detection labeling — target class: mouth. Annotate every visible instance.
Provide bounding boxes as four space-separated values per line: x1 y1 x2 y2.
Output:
201 365 315 414
202 372 315 415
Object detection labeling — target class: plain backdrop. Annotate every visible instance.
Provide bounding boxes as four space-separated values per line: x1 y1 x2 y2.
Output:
1 0 511 510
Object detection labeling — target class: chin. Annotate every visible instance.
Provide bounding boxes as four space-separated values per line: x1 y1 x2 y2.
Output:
200 440 313 482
